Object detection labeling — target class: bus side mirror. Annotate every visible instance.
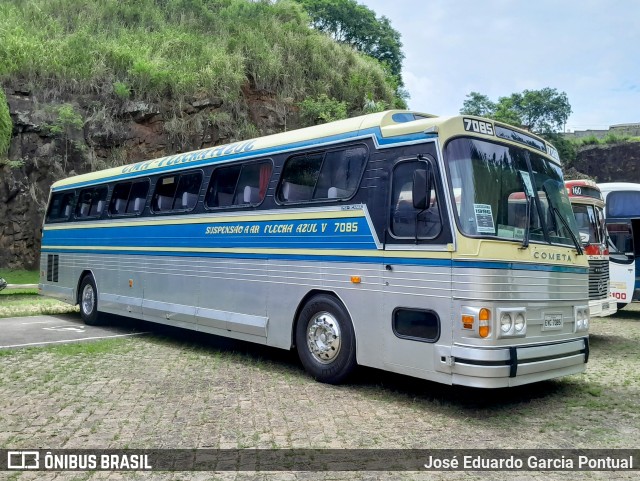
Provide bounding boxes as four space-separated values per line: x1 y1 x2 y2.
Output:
413 168 431 210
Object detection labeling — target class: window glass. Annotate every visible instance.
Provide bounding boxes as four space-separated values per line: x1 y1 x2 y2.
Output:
109 180 149 216
46 192 75 223
606 191 640 218
393 309 440 342
76 187 108 219
445 138 579 247
153 172 202 213
390 160 441 238
205 161 272 208
278 146 367 203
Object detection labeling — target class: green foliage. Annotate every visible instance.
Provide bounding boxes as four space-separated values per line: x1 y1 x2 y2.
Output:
0 87 12 158
44 104 84 136
299 94 347 124
294 0 405 100
540 132 576 165
0 0 397 119
461 88 572 134
112 81 130 100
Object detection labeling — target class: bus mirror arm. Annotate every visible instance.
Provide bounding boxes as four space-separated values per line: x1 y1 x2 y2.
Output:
412 166 431 244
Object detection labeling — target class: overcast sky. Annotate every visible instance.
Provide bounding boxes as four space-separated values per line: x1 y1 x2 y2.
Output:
359 0 639 131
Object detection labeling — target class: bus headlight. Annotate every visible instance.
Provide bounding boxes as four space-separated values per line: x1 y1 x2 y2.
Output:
574 306 589 332
496 308 526 338
500 313 513 334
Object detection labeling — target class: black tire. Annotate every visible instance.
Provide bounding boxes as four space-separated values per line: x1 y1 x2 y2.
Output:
79 275 100 326
295 294 357 384
617 302 629 311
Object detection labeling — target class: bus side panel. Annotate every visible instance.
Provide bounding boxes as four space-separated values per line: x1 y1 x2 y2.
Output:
381 261 454 383
263 259 386 363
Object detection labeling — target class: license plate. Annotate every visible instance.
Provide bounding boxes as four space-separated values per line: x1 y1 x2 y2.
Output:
603 302 610 311
543 314 563 331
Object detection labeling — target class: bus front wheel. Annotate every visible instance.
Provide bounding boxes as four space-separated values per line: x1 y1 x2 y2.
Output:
79 275 100 326
295 294 356 384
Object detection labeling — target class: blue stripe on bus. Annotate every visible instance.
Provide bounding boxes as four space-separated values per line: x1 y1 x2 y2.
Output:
39 246 588 274
41 217 378 250
51 128 435 191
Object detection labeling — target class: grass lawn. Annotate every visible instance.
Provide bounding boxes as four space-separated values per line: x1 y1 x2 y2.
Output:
0 269 39 295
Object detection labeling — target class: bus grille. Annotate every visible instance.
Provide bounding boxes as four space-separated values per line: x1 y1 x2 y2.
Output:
588 259 609 300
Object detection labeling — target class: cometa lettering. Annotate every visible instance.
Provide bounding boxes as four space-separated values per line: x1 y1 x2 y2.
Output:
533 252 573 262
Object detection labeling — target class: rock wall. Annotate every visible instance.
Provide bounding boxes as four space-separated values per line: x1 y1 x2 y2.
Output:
571 142 640 183
0 84 295 269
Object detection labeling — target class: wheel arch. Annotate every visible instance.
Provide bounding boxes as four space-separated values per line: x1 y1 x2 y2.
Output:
76 269 97 305
291 289 355 350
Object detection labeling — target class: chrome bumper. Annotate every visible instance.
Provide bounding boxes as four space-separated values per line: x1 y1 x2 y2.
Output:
447 337 589 388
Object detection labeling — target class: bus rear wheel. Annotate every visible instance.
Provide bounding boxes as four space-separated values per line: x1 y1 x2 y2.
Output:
295 294 356 384
79 275 100 326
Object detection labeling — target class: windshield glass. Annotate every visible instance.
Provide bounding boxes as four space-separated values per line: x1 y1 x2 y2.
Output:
571 203 606 245
445 138 579 247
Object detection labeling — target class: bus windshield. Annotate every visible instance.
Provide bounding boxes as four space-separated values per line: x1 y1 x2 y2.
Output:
445 138 579 247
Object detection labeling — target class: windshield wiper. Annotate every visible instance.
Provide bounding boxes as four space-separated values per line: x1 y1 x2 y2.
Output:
542 184 584 255
518 171 533 249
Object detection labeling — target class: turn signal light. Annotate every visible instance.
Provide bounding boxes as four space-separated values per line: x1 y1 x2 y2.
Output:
479 308 491 338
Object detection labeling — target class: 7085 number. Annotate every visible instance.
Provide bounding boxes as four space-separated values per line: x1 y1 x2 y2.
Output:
463 118 494 136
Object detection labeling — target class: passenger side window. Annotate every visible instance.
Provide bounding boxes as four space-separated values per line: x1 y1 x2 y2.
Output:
75 187 108 219
205 161 272 208
109 180 150 216
153 171 202 213
277 146 367 203
390 160 442 239
46 192 75 223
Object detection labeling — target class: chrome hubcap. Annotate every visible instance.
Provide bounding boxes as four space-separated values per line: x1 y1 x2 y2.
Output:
82 284 95 316
307 312 341 364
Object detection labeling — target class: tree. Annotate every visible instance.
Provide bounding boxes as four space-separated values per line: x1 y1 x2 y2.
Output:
460 88 572 133
295 0 404 81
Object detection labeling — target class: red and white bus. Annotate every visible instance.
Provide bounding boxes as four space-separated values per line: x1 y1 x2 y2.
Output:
565 180 616 317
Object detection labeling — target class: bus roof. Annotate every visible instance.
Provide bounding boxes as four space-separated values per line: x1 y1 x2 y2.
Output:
51 110 559 191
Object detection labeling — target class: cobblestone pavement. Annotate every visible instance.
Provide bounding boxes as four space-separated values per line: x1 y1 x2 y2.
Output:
1 306 639 481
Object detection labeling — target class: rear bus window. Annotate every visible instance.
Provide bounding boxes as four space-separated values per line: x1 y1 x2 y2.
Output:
46 192 75 223
277 146 367 203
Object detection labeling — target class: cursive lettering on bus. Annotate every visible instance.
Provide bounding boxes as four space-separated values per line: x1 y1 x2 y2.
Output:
121 140 256 174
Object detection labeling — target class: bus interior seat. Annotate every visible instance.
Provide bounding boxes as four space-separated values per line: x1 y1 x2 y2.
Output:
217 192 234 206
243 186 260 204
132 197 144 213
78 203 89 217
113 198 125 214
182 192 198 209
328 186 349 199
89 200 104 217
64 204 72 218
156 195 172 211
282 182 313 201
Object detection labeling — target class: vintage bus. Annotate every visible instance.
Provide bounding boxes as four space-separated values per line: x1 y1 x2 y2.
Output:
598 182 640 307
40 110 590 388
564 180 616 316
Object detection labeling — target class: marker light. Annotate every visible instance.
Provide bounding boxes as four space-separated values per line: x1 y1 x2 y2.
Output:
479 308 491 338
462 315 474 330
350 276 361 284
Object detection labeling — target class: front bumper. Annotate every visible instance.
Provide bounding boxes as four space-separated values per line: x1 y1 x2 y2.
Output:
441 337 589 388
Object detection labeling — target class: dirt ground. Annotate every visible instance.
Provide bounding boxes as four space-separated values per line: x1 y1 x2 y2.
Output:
1 304 639 481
